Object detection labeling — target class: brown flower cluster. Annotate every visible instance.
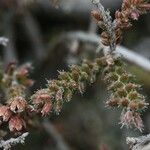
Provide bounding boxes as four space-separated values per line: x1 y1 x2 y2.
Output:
0 63 33 132
31 57 106 116
103 55 148 131
91 0 150 46
0 57 106 134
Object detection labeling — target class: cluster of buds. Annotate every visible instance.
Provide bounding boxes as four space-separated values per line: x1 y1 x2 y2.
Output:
0 105 26 132
15 63 34 87
0 62 33 132
0 96 28 132
103 55 148 131
91 0 150 46
1 62 33 90
31 89 53 116
31 57 107 115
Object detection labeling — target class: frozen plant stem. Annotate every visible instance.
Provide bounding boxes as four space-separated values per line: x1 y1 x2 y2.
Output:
91 0 150 131
127 134 150 150
0 37 9 46
0 132 29 150
91 0 116 52
66 31 150 72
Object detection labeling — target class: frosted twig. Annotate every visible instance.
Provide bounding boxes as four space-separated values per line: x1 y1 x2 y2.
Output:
0 132 29 150
91 0 116 51
66 31 150 72
0 37 9 46
23 12 46 61
43 119 70 150
127 134 150 150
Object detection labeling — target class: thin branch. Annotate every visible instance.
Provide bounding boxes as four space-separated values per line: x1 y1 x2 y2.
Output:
66 31 150 72
0 37 9 46
127 134 150 150
3 12 18 64
23 12 46 61
91 0 116 51
42 119 70 150
0 132 29 150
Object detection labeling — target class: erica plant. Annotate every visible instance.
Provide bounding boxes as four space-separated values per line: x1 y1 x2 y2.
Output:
0 0 150 149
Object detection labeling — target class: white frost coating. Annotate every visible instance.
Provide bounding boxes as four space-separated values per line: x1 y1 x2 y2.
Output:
116 46 150 72
67 31 150 72
92 0 116 51
127 134 150 150
0 37 9 46
0 132 29 150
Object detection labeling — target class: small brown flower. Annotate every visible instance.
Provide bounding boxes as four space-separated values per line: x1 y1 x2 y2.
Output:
120 110 144 132
129 101 138 110
32 89 52 105
138 101 149 109
16 63 32 77
0 106 12 121
9 116 26 132
120 98 129 107
91 10 102 22
9 97 27 113
41 102 52 116
130 10 140 20
133 112 144 132
16 63 33 87
55 88 64 101
106 98 119 107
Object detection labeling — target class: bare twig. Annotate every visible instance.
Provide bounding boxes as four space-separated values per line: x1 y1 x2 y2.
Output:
23 12 46 61
3 12 18 65
0 132 29 150
42 119 70 150
91 0 116 51
127 134 150 150
66 31 150 72
0 37 9 46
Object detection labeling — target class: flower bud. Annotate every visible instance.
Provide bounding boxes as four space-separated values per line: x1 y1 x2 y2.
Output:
41 102 52 116
9 116 26 132
9 97 27 113
91 10 102 22
120 98 129 107
129 101 138 110
106 98 119 107
0 106 12 121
